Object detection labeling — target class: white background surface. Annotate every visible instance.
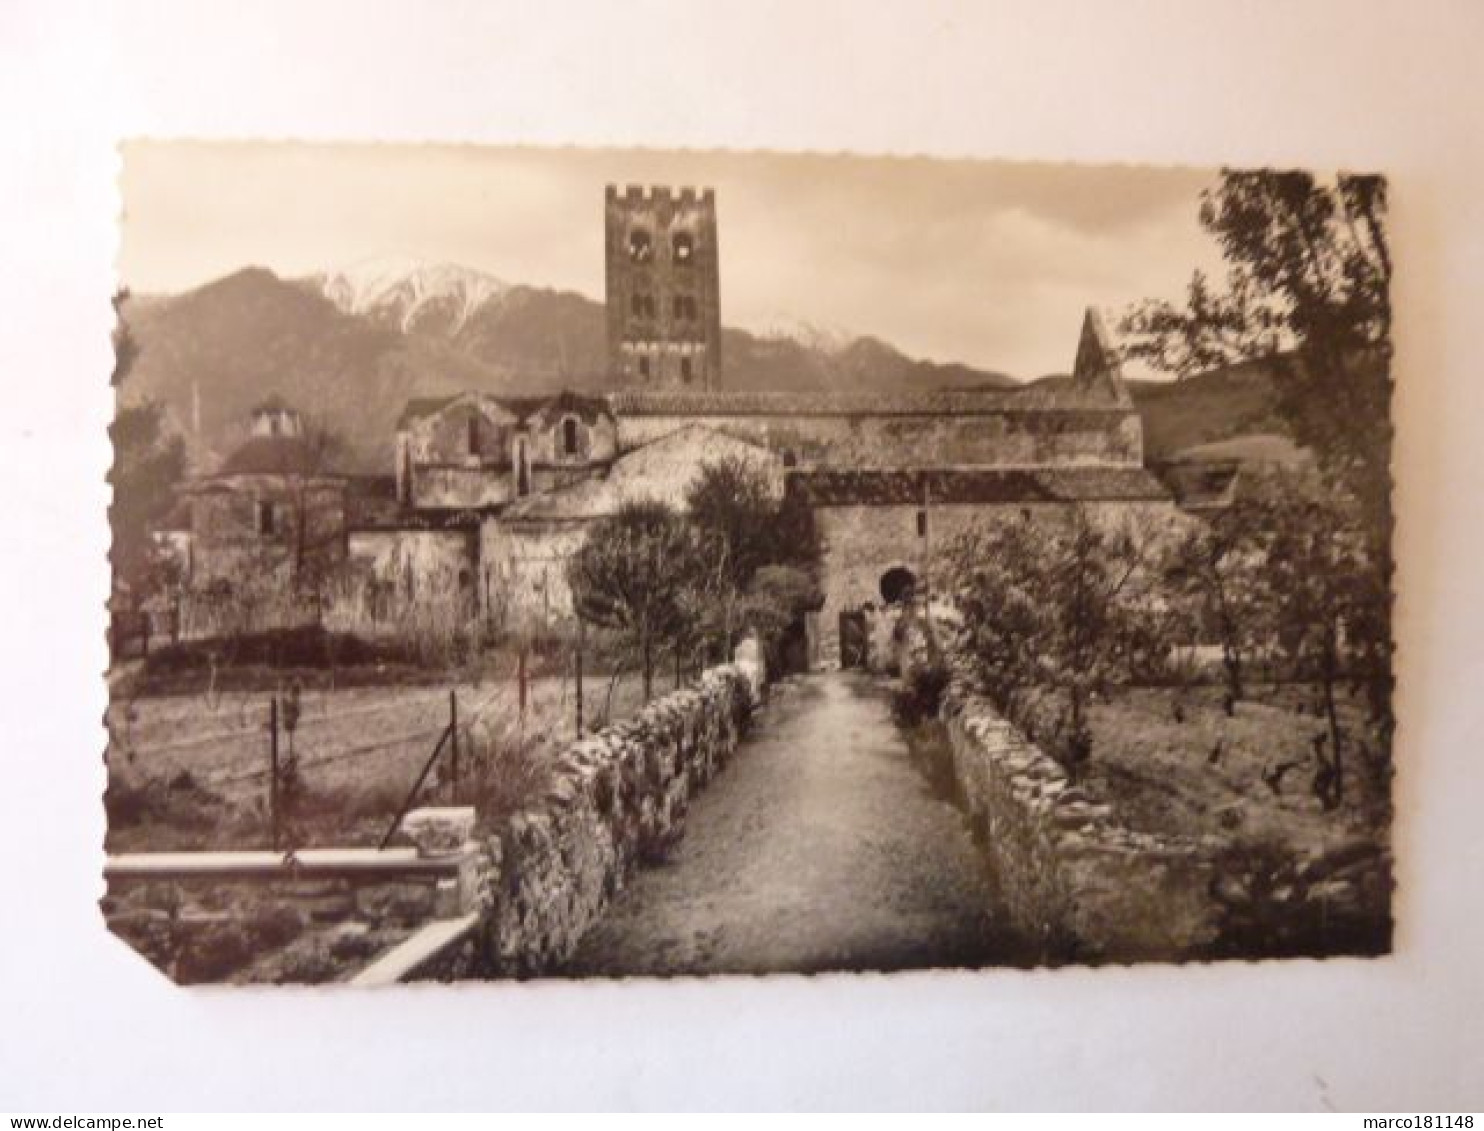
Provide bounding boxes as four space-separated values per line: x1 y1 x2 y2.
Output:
1 0 1481 1111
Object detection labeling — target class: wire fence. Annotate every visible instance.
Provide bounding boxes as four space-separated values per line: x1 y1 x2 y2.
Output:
108 632 716 850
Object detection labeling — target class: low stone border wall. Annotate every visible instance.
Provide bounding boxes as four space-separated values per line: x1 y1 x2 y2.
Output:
405 647 767 979
937 658 1221 963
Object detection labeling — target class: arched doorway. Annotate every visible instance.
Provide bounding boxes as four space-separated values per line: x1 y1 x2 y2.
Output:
879 566 917 605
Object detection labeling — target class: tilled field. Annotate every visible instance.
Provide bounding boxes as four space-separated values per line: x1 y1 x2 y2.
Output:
105 665 651 851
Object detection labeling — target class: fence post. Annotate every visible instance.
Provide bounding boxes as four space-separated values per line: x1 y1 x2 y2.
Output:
268 695 280 852
518 646 528 734
574 622 585 737
448 688 459 804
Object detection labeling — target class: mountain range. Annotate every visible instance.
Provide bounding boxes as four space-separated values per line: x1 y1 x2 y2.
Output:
118 256 1285 473
118 258 1020 472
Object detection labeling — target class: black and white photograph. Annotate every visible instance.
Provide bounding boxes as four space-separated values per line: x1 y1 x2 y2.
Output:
102 143 1396 983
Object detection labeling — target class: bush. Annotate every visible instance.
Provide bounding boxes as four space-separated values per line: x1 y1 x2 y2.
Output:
144 625 403 674
892 661 949 728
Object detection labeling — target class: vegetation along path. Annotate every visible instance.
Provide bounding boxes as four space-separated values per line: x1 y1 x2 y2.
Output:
565 669 1025 977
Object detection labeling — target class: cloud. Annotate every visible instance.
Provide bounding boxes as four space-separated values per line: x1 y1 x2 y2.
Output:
120 142 1221 378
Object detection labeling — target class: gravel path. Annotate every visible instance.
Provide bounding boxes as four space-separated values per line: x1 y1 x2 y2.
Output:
566 669 1024 977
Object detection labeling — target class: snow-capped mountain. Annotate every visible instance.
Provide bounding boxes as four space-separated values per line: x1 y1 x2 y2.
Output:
756 315 857 355
118 264 1024 472
314 255 508 333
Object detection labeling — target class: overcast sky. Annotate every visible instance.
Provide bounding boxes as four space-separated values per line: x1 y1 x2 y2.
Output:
120 142 1223 380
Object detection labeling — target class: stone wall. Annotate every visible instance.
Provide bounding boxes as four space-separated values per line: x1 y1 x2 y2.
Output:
479 518 588 630
421 646 767 978
616 408 1143 470
934 654 1221 963
187 474 347 587
325 527 478 636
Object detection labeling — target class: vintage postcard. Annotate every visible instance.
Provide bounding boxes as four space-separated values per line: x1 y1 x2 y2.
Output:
105 143 1394 983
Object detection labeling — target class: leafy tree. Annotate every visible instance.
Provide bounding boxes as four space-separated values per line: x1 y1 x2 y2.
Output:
1161 483 1276 708
684 457 820 585
1120 168 1394 743
944 515 1049 717
110 288 187 595
108 401 186 593
566 499 704 700
684 457 778 587
1120 170 1391 529
1249 464 1381 809
947 509 1157 768
111 289 139 387
283 421 347 593
682 457 821 663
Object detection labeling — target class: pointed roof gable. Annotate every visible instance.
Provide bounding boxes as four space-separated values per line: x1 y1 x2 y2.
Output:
1071 307 1133 407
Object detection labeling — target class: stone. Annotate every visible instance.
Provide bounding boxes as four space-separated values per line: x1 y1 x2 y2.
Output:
402 806 477 856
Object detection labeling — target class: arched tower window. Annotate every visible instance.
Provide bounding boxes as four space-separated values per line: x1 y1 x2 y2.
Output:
672 231 694 263
627 229 653 262
514 436 531 497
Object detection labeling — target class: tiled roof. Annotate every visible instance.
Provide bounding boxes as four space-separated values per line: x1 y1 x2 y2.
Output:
500 476 615 522
344 476 483 531
606 385 1127 417
398 379 1133 430
216 436 337 476
152 495 193 532
788 466 1170 507
397 390 613 429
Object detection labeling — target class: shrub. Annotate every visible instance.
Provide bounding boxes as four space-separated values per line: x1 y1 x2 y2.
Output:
892 661 949 728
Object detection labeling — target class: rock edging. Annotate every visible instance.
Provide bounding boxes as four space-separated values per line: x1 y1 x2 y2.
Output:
938 658 1220 963
411 648 767 979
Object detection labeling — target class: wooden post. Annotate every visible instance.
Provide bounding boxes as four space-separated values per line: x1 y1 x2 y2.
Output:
448 689 459 805
268 696 280 852
517 646 528 733
575 621 585 737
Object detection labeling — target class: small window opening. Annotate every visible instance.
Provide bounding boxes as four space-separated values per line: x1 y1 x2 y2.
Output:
680 357 694 383
638 355 651 379
467 414 479 456
515 439 531 497
916 509 928 538
673 232 694 263
672 295 697 320
628 229 652 262
257 501 276 537
782 449 798 468
562 417 580 456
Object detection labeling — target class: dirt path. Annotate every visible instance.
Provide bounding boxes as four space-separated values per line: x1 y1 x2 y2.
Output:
565 670 1024 977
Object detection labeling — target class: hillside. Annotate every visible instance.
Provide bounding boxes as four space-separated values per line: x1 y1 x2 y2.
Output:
1126 358 1288 461
119 264 1019 471
119 260 1283 477
119 269 515 472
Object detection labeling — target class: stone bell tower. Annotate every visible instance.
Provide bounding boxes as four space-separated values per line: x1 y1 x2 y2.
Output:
605 184 722 389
